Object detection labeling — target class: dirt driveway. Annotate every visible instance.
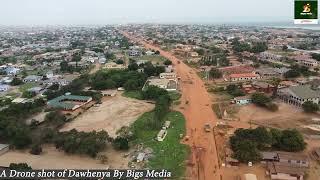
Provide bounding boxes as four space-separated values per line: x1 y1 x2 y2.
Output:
60 95 154 137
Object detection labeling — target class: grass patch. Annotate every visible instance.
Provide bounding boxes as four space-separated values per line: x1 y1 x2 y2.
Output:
19 83 38 93
168 91 181 101
135 55 167 64
122 90 143 100
131 111 189 179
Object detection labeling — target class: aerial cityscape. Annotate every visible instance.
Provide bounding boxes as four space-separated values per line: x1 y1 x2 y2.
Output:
0 0 320 180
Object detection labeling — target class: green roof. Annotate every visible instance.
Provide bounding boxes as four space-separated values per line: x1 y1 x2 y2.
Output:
47 95 91 110
289 85 320 99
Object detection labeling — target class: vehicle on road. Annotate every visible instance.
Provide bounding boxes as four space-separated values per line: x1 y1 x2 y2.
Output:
204 123 212 132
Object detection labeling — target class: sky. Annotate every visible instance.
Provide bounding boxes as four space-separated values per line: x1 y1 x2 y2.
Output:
0 0 295 25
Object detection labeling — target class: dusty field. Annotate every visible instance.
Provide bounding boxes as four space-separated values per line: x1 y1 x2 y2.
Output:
123 32 221 180
0 145 129 169
235 101 320 131
60 95 154 137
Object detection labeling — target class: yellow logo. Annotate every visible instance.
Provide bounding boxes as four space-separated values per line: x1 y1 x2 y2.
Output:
303 3 311 13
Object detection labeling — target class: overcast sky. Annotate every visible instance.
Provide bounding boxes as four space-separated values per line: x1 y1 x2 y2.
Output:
1 0 295 25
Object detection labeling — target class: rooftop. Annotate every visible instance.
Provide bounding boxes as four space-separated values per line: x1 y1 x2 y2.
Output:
289 85 320 99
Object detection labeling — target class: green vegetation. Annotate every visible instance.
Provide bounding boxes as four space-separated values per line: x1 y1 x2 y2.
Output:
135 55 167 64
131 111 188 178
123 90 144 100
10 77 23 86
302 101 319 113
230 127 306 163
209 68 222 79
9 163 32 170
19 82 37 93
251 93 278 111
226 84 245 97
231 38 268 53
54 130 109 157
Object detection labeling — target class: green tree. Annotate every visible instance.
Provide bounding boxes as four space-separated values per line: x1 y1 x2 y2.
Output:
112 137 129 150
251 93 271 106
9 163 32 170
164 60 172 66
209 68 222 79
302 101 319 113
279 129 306 152
10 77 23 86
30 144 42 155
284 69 300 78
233 140 261 163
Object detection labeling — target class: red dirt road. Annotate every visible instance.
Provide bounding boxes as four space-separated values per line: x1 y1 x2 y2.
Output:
122 32 221 180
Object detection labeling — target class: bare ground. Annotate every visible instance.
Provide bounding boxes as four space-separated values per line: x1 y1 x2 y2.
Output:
60 95 154 137
0 145 129 169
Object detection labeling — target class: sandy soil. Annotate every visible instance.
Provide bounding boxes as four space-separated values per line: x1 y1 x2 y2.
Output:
60 95 154 137
0 145 129 169
123 32 221 180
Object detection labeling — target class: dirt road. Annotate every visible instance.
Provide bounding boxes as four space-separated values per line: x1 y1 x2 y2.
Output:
122 32 220 180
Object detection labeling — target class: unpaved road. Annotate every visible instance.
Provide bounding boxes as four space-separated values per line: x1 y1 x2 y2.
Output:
122 32 220 180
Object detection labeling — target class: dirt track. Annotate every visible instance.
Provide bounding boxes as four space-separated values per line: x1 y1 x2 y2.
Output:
122 32 220 180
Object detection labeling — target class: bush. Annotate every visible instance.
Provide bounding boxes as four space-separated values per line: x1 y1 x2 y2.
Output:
251 93 271 106
30 144 42 155
9 163 32 170
302 101 319 113
112 137 129 150
266 103 279 112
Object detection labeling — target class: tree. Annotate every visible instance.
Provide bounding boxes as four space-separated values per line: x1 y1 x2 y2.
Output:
284 69 300 78
195 49 205 56
164 60 172 66
112 137 129 150
30 144 42 155
10 77 23 86
278 129 306 152
233 140 261 163
302 101 319 113
116 59 124 64
250 42 268 53
226 84 245 97
155 50 160 55
282 45 288 51
9 163 32 170
209 68 222 79
22 91 36 98
60 61 69 72
251 93 271 106
128 63 139 71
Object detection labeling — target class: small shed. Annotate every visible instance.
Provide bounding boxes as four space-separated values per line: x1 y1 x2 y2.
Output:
0 144 9 156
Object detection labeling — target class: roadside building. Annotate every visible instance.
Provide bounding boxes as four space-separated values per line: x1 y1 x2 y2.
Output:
233 96 252 105
47 94 92 111
0 144 9 156
144 78 178 91
267 162 306 180
23 75 42 83
159 72 176 79
228 73 260 82
261 151 309 167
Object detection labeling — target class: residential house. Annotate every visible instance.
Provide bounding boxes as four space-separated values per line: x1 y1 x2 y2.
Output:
252 81 276 94
23 75 42 83
4 67 20 75
219 65 255 75
159 72 176 79
129 50 141 57
260 52 283 62
233 96 252 105
104 62 126 70
228 73 260 82
256 67 290 78
143 78 178 91
47 95 92 111
0 84 10 92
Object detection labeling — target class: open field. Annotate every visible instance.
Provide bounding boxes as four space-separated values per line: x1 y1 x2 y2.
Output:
60 95 154 137
131 111 189 179
0 145 129 169
134 55 168 64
